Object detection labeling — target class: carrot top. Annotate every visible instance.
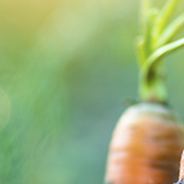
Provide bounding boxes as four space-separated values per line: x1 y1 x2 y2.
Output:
135 0 184 103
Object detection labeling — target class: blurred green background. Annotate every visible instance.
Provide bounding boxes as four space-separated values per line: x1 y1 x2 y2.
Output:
0 0 184 183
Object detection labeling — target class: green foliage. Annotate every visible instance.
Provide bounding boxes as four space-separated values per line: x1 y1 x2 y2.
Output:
0 1 69 183
137 0 184 102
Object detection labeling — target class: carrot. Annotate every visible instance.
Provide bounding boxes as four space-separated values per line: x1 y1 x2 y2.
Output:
105 0 184 184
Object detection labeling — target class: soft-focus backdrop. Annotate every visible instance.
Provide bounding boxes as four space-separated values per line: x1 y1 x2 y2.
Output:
0 0 184 183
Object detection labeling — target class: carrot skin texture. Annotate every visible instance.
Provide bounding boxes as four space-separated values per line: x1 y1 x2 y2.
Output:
105 103 184 184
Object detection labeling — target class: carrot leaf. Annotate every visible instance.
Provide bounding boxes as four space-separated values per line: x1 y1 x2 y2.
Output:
135 36 146 67
147 37 184 69
141 0 151 34
155 13 184 48
144 8 159 57
157 0 181 34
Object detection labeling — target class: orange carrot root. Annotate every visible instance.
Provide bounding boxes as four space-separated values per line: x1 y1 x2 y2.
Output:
105 103 184 184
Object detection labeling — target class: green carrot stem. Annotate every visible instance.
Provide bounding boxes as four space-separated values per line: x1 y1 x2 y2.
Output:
136 0 184 103
139 59 167 103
